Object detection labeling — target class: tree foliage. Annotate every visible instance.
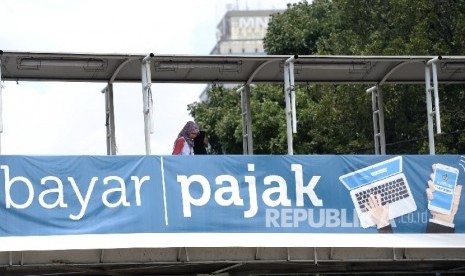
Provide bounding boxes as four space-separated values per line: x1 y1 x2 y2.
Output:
188 85 243 154
190 0 465 154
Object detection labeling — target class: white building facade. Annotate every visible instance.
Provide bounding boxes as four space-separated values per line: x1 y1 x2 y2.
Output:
211 10 281 55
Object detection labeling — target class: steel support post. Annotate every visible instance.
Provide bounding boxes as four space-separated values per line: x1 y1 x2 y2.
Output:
425 66 435 154
431 61 442 133
0 58 3 154
141 54 154 155
367 85 386 154
284 55 298 155
239 85 253 155
0 56 3 154
425 56 442 155
103 83 116 155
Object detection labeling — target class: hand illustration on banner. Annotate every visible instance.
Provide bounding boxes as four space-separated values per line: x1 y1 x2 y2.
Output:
366 194 390 230
367 163 462 233
427 183 462 224
426 164 462 233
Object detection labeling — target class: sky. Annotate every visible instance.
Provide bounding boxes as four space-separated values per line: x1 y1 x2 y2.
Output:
0 0 299 155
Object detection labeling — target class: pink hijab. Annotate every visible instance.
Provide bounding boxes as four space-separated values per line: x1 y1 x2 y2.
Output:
175 121 200 148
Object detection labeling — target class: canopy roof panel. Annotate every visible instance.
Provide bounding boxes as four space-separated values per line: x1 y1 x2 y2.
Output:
2 51 465 84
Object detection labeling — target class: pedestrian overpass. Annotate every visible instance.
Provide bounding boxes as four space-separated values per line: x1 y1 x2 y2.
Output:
0 51 465 275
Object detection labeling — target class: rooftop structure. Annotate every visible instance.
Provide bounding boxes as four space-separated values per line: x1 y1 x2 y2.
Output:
201 9 283 101
210 10 281 55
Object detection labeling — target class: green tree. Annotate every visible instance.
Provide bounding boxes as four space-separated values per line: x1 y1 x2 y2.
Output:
264 0 335 55
188 85 243 154
190 0 465 154
264 0 465 154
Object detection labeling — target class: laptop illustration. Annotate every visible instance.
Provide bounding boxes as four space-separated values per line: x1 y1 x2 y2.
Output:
339 156 417 228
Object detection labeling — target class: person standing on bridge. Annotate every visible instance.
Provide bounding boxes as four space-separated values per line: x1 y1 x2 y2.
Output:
172 121 200 155
193 130 211 155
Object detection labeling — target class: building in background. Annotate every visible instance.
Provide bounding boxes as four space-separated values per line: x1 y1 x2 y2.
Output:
210 9 281 55
200 8 283 101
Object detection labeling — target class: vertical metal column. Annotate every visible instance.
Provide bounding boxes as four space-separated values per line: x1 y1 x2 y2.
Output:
284 55 298 155
102 57 136 156
425 56 442 155
0 57 3 154
367 85 386 154
239 85 253 155
103 83 116 155
141 53 154 155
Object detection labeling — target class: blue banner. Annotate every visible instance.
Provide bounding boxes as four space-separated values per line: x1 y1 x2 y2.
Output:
0 155 464 236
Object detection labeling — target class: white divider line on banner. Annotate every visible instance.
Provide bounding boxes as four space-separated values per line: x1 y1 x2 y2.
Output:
160 156 169 226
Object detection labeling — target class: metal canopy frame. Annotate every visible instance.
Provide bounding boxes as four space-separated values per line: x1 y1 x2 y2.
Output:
2 50 465 155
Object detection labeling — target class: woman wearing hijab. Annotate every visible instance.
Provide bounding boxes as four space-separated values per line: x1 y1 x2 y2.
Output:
172 121 200 155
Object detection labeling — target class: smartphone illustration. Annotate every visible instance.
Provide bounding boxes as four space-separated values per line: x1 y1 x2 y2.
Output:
428 163 459 214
